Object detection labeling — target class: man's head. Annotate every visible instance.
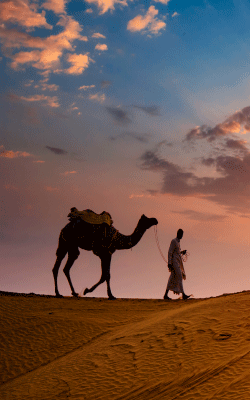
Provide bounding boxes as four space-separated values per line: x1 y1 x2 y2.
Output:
177 229 184 240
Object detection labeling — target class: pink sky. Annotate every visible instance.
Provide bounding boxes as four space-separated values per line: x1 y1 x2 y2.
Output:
1 0 250 299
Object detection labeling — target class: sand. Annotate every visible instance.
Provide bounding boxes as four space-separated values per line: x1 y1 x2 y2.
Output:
1 291 250 399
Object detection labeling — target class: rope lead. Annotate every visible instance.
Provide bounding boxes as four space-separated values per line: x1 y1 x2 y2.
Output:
154 225 189 264
154 225 168 264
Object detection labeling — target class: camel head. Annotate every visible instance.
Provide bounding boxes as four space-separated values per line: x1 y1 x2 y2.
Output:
138 214 158 233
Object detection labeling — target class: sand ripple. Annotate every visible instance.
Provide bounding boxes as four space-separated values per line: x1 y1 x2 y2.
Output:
1 292 250 399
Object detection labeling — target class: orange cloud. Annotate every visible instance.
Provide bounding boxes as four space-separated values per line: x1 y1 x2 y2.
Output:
61 170 77 175
92 32 106 38
65 53 92 75
89 93 106 103
42 0 67 15
95 43 108 51
32 78 59 91
79 84 95 90
127 6 166 35
0 145 31 158
0 0 52 30
85 0 128 15
1 15 88 74
186 106 250 142
153 0 171 4
40 83 59 91
20 94 60 107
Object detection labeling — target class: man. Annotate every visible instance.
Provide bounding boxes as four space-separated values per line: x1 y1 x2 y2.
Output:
163 229 191 300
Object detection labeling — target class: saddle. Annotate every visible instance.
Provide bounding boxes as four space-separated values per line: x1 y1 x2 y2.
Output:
68 207 113 226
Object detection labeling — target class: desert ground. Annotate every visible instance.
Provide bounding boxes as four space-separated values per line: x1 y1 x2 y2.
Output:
1 291 250 399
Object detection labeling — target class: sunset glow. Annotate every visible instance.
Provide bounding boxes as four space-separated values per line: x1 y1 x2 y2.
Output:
1 0 250 299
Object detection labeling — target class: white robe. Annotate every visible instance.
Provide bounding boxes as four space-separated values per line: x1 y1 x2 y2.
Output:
166 238 186 295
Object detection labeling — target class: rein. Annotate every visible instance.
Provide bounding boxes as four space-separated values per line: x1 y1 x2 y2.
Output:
154 225 168 264
154 225 189 264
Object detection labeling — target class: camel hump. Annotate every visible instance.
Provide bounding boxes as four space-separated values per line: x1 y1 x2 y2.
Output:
68 208 113 226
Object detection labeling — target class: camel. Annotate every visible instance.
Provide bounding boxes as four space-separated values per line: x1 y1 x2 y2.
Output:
52 211 158 299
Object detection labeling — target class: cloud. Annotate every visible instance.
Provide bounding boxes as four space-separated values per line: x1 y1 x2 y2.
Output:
24 79 34 87
0 145 31 158
1 15 88 75
137 109 250 215
89 93 106 103
69 102 79 111
106 106 131 124
45 146 67 155
85 8 93 13
33 160 45 163
40 83 59 91
65 53 91 75
185 106 250 142
153 0 171 4
85 0 128 15
127 6 166 35
225 139 249 154
109 131 149 143
101 80 112 88
20 94 60 107
171 209 227 222
0 0 52 30
139 147 250 215
32 78 59 91
42 0 67 15
133 105 160 116
79 84 95 90
172 12 179 17
95 43 108 51
61 170 77 175
92 32 106 39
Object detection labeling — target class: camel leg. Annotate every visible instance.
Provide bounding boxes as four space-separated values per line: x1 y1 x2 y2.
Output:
63 248 80 297
84 253 116 300
106 269 116 300
84 275 106 296
53 247 68 297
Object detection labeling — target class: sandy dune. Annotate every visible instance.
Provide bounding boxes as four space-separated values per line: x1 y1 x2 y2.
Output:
1 291 250 399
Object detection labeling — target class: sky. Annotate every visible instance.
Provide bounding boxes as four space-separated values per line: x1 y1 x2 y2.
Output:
1 0 250 299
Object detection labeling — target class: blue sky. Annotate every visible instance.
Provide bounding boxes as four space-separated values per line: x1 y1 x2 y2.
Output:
1 0 250 299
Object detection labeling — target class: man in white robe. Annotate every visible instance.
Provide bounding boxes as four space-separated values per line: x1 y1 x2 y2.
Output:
163 229 190 300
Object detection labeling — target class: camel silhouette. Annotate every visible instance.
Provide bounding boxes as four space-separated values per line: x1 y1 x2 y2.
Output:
52 211 158 299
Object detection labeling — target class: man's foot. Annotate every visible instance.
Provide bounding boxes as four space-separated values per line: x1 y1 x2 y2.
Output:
55 292 63 298
83 288 89 295
183 294 191 300
163 295 171 300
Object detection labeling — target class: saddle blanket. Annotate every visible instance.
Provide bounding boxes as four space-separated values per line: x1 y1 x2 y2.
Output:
68 207 113 226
